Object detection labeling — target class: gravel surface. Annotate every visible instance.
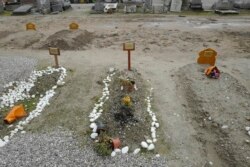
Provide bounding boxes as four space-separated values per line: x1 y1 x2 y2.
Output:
0 129 167 167
0 56 37 93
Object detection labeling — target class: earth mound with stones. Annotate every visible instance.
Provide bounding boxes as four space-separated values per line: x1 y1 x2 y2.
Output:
89 69 160 156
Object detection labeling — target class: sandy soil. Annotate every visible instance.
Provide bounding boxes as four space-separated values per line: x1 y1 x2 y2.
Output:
0 6 250 167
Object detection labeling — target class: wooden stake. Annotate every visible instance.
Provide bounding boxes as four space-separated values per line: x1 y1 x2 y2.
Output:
54 55 59 68
128 50 131 71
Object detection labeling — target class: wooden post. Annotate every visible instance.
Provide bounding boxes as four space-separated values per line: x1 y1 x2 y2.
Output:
49 47 60 68
128 50 131 71
123 42 135 71
54 55 59 68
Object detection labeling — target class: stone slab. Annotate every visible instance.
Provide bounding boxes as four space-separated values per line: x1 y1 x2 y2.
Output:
170 0 182 12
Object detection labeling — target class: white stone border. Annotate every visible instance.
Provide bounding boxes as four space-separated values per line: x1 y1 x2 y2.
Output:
89 70 116 139
0 67 67 147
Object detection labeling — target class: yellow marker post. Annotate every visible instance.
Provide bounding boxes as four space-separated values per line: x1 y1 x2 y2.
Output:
69 22 79 30
26 23 36 30
197 48 217 66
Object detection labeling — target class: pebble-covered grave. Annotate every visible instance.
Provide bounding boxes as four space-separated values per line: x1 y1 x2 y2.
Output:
89 68 160 157
0 66 67 147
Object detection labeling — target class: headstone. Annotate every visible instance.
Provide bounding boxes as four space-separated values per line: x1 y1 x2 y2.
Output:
13 4 33 15
233 0 250 9
190 0 203 9
124 4 137 13
51 4 63 12
0 2 3 14
201 0 218 10
153 4 165 13
36 0 51 14
5 3 21 11
170 0 182 12
214 0 234 10
94 0 105 12
152 0 168 13
50 0 63 12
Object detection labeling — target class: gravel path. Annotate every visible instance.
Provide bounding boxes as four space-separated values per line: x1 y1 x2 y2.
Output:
0 56 37 93
0 129 167 167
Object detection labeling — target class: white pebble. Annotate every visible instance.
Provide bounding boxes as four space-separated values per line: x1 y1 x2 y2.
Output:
111 151 116 157
133 148 140 155
141 141 148 148
90 123 97 129
209 161 213 166
245 127 250 131
90 133 98 139
146 139 153 144
121 146 129 154
147 143 155 151
92 127 97 133
221 125 228 129
3 136 9 141
155 154 160 157
152 132 156 138
0 139 6 147
114 149 121 153
155 123 159 128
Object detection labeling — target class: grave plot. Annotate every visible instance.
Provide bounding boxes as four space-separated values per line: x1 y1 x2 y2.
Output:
0 67 67 147
89 68 160 156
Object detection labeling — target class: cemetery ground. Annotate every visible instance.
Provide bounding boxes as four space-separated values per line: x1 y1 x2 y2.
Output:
0 8 250 167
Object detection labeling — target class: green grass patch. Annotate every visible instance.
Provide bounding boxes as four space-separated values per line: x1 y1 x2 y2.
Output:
0 11 12 16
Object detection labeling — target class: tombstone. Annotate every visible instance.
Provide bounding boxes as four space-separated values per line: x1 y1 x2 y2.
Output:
93 0 105 12
0 1 3 14
170 0 182 12
13 4 33 15
190 0 203 9
124 4 137 13
233 0 250 9
152 4 165 13
36 0 51 14
201 0 218 10
214 0 234 10
50 0 63 12
151 0 169 13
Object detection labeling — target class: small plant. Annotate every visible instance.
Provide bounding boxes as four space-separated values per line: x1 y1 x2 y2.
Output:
94 132 112 156
94 142 112 156
122 95 132 106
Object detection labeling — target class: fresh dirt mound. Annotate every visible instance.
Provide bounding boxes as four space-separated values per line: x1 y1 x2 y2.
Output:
0 31 44 49
95 70 152 153
176 63 250 167
39 30 95 50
